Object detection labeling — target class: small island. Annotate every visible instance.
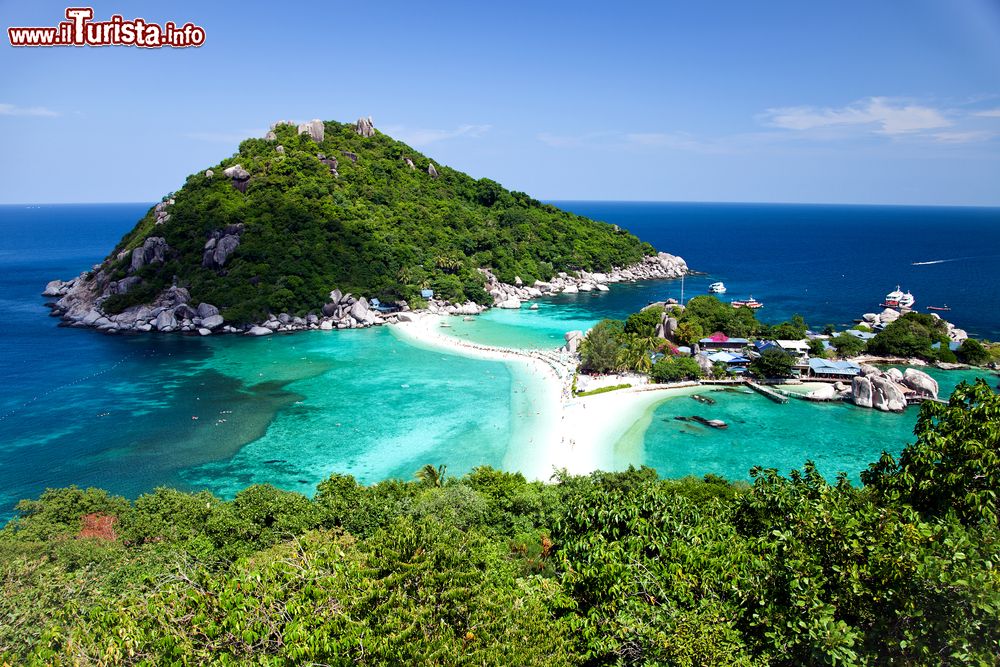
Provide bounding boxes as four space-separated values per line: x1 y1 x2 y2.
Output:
42 117 686 336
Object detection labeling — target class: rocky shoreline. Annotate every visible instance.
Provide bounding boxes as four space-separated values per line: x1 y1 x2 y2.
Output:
41 252 689 337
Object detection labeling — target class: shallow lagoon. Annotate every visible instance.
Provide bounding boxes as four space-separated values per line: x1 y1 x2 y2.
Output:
1 203 996 518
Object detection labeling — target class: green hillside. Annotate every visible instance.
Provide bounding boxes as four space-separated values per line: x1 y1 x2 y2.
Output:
101 119 653 323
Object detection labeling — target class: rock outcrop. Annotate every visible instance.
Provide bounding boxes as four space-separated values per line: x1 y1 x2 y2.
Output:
858 308 968 344
564 330 584 354
130 237 169 273
223 164 250 193
355 116 375 138
655 313 679 342
476 252 688 310
871 376 907 412
153 199 173 226
849 364 934 412
851 376 874 408
297 119 324 143
902 368 939 398
202 224 244 270
428 163 439 179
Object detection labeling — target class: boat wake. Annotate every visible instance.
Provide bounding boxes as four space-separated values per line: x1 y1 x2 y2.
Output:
911 254 999 266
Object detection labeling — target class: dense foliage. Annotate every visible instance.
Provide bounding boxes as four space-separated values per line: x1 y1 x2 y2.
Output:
749 347 796 379
579 319 628 373
650 355 704 382
103 121 653 322
957 338 991 365
2 382 998 665
866 312 952 361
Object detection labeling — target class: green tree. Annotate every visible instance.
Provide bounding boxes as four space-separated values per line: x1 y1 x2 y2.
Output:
866 312 947 360
624 306 664 337
616 333 657 372
749 348 794 379
650 356 703 382
769 314 808 340
862 379 1000 525
415 464 448 488
830 333 866 357
675 320 705 346
579 319 624 373
957 338 990 365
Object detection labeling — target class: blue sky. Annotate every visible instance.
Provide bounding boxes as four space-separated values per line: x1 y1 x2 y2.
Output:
1 0 999 205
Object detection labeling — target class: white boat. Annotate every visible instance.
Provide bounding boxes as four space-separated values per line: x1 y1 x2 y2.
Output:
733 296 763 309
708 281 727 294
882 285 915 309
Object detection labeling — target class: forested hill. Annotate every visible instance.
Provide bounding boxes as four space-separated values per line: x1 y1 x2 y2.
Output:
86 117 655 323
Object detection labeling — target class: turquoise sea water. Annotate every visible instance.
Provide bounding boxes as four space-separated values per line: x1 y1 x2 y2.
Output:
0 203 996 519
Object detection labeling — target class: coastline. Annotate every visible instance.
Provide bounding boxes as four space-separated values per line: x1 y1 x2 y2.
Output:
42 253 688 337
390 314 729 479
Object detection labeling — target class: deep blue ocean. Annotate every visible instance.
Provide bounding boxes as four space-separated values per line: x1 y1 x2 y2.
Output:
0 202 997 519
556 201 1000 339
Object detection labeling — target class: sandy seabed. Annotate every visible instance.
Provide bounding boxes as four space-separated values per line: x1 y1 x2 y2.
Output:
390 314 711 480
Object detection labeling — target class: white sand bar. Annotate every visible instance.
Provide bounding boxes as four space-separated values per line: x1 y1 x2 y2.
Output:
390 314 703 480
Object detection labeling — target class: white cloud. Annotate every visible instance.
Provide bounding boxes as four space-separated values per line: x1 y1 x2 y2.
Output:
973 108 1000 118
762 97 950 135
932 130 996 143
384 124 491 147
0 103 58 117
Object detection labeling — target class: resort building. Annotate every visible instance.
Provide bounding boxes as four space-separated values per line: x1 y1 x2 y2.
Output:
807 357 861 379
753 340 781 354
704 351 752 373
775 339 811 361
844 329 877 342
698 333 750 353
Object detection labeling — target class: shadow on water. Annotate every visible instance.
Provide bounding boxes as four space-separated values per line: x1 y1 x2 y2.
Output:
0 331 331 519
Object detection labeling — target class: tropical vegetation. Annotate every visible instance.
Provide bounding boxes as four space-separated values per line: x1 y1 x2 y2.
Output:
102 120 654 323
2 381 998 664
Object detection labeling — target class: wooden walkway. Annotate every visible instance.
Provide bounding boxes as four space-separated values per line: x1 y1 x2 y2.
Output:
745 380 789 404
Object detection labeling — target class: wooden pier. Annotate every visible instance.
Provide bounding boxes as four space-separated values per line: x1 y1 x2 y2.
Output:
745 380 789 404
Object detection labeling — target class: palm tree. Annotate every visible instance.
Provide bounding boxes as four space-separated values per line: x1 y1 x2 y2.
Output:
415 464 447 488
616 334 657 373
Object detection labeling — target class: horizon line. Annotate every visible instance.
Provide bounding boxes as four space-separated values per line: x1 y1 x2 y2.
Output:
2 198 1000 210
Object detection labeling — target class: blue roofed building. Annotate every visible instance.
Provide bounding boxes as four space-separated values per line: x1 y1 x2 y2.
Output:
845 329 877 342
808 358 861 379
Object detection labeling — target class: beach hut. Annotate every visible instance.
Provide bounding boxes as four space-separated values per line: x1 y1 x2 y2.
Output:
420 289 434 299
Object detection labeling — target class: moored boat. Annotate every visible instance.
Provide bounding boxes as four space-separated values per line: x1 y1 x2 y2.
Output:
927 304 951 312
732 296 763 309
882 285 916 309
708 281 727 294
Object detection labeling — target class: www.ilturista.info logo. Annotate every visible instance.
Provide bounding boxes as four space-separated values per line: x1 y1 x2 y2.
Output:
8 8 205 48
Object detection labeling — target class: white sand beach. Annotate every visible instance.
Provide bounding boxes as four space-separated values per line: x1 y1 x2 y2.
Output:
390 314 705 479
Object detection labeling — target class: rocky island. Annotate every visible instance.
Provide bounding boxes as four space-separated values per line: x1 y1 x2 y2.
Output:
42 117 687 336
